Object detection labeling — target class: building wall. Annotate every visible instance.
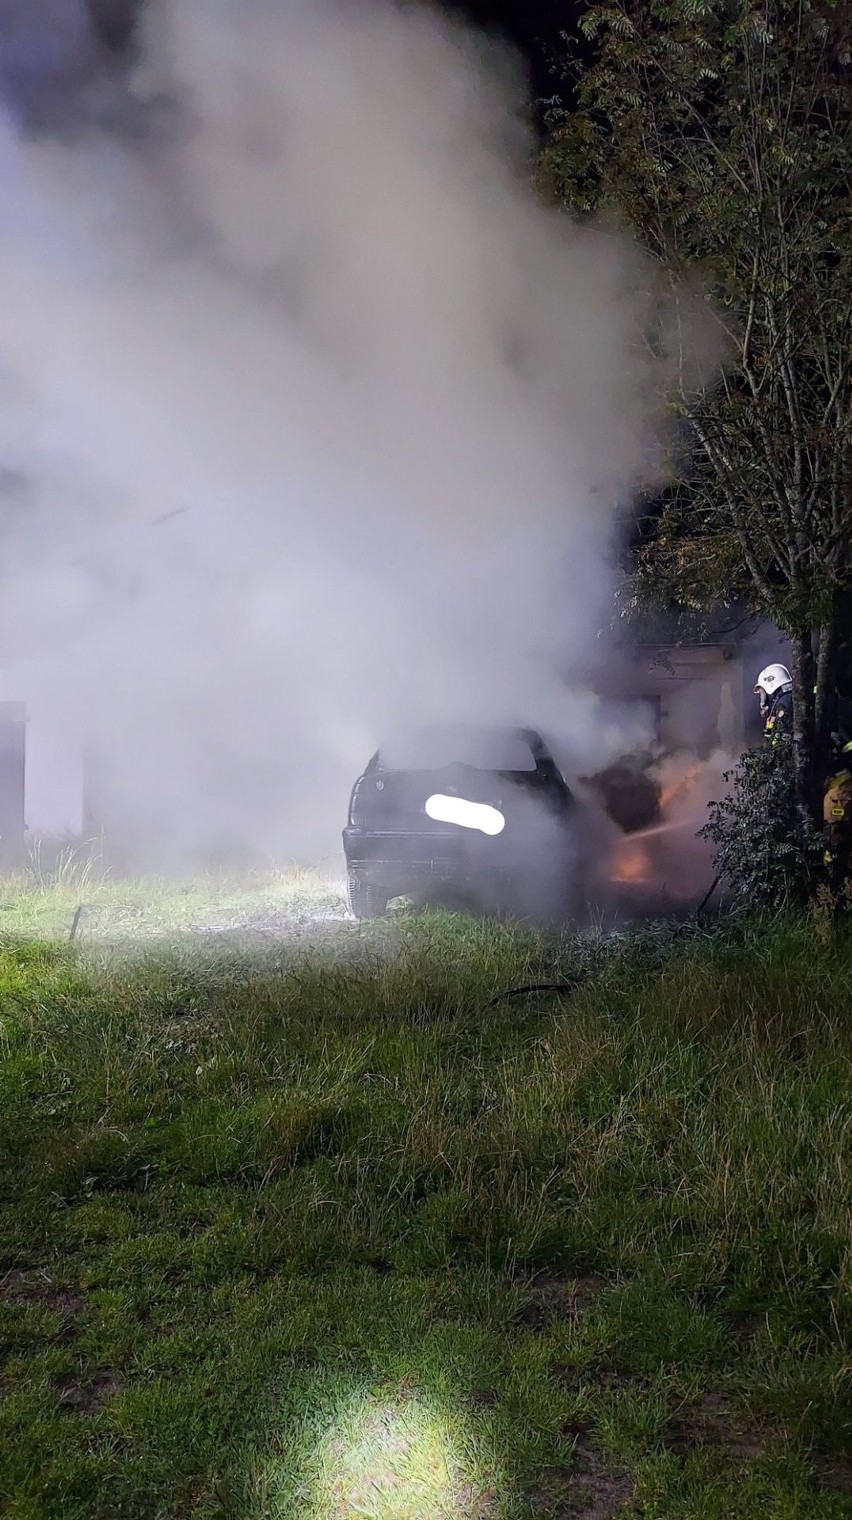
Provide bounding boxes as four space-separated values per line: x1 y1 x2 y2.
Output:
0 668 85 837
0 701 26 863
635 646 742 757
630 624 791 759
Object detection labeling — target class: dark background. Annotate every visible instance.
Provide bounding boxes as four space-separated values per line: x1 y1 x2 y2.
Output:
440 0 571 97
0 2 574 131
85 0 573 99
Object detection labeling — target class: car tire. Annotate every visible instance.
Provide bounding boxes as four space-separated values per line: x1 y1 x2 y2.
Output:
346 874 389 920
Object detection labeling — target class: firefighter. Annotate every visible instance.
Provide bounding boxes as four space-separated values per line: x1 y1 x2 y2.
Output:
754 663 794 745
823 735 852 893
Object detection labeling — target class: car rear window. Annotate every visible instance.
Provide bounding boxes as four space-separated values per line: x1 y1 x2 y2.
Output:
376 727 539 773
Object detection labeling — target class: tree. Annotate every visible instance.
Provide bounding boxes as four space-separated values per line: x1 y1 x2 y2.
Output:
540 0 852 826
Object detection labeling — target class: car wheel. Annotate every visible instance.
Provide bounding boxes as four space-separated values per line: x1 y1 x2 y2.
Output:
346 874 389 920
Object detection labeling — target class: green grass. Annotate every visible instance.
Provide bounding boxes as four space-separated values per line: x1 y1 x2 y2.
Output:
0 863 346 942
0 900 850 1519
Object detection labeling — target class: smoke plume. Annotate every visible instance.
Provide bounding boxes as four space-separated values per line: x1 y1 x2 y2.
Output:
0 0 673 863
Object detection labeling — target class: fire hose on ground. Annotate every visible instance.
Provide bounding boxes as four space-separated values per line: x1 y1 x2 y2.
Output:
488 870 722 1006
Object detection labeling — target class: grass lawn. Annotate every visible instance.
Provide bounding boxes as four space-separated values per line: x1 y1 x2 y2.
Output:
0 886 850 1519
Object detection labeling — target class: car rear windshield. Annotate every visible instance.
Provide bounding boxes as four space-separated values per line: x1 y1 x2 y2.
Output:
376 727 539 773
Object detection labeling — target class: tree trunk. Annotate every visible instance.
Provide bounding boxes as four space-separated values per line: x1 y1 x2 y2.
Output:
815 589 852 761
789 632 819 828
815 616 837 755
831 588 852 741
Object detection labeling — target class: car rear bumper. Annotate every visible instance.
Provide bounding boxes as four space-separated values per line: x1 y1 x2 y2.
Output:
343 827 512 892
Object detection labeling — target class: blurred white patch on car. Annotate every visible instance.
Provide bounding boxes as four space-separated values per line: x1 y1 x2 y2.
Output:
424 794 505 836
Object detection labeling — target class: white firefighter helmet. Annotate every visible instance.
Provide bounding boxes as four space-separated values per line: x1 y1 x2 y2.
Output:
754 663 793 697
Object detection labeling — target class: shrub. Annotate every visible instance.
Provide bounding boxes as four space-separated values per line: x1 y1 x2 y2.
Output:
700 739 824 910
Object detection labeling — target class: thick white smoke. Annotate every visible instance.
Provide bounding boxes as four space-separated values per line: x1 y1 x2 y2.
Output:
0 0 672 864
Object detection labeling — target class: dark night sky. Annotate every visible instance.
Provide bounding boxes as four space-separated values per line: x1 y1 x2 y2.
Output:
439 0 573 97
1 0 576 138
56 0 578 141
86 1 574 103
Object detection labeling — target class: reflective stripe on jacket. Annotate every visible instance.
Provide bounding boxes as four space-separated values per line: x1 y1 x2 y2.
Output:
824 770 852 826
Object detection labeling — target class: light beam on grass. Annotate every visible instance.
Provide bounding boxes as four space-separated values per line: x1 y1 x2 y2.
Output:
307 1386 488 1519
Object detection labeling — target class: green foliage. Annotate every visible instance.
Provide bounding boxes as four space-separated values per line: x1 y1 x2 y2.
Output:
700 738 825 907
541 0 852 755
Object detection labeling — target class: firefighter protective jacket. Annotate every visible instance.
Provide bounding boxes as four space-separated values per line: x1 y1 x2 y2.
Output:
764 689 793 744
824 768 852 829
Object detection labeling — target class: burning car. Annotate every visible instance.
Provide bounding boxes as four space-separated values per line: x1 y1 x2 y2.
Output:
343 725 580 920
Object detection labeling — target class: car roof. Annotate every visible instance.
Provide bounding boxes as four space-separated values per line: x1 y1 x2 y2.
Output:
371 724 550 773
380 723 545 743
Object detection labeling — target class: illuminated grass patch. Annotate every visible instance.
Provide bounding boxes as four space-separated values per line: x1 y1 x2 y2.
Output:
303 1387 487 1519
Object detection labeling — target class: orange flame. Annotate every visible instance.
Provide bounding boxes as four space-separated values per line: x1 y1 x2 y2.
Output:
610 842 653 885
607 760 706 889
658 763 702 811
